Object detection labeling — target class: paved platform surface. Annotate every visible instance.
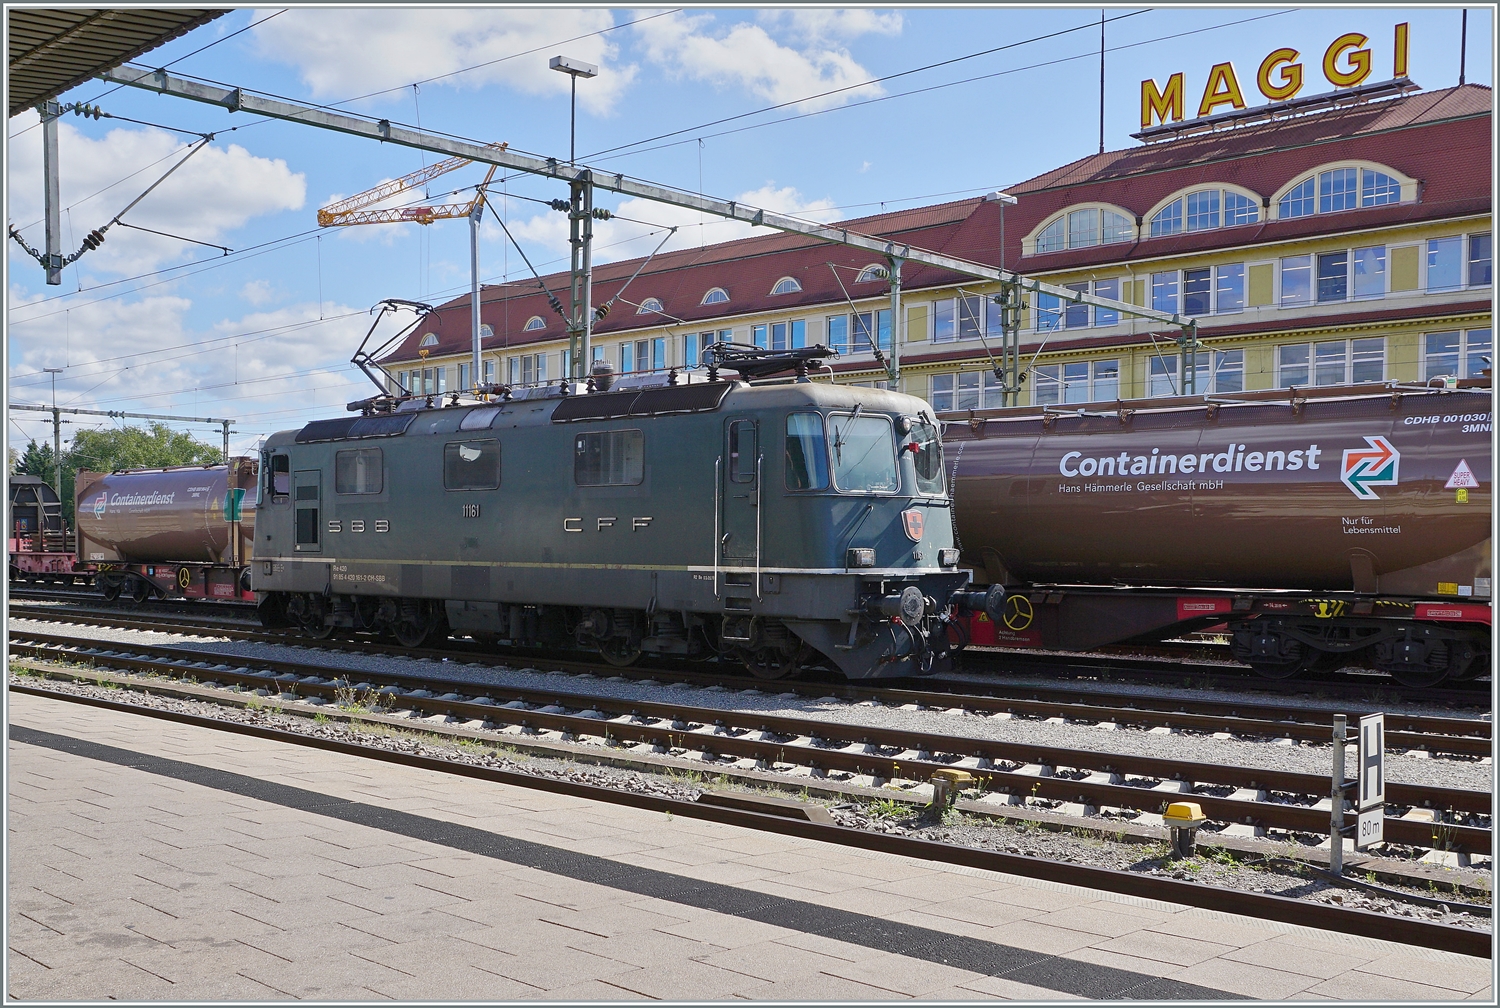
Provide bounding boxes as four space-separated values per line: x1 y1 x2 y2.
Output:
7 690 1492 1002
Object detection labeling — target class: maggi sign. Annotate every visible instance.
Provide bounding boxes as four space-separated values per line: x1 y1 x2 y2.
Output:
1141 23 1410 129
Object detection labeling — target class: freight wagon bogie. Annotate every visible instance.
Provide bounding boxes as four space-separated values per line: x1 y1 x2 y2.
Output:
1230 615 1488 687
254 359 968 680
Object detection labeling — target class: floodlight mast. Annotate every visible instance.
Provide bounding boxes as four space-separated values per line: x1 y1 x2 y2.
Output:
99 64 1198 390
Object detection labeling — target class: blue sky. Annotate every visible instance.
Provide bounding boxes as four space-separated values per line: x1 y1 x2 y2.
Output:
6 6 1491 456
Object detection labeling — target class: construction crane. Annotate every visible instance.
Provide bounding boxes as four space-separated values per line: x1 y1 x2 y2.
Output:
319 142 509 388
317 142 507 227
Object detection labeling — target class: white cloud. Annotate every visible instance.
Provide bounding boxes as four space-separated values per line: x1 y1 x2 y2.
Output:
6 111 305 277
240 280 276 306
252 8 636 114
488 182 839 267
756 9 904 42
7 286 371 447
633 11 884 111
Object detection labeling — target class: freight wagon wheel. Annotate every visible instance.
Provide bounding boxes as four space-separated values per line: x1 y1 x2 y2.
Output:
100 581 122 602
128 579 153 605
1387 666 1449 689
1246 660 1303 681
598 637 643 668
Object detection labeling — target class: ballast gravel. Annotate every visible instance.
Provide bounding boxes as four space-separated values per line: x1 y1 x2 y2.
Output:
9 616 1492 794
12 671 1490 934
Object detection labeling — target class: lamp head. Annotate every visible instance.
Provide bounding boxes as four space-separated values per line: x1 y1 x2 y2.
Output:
984 191 1018 205
549 55 598 78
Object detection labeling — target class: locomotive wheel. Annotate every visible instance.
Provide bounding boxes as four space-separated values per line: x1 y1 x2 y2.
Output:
303 620 338 641
598 637 643 667
392 618 432 648
743 644 810 681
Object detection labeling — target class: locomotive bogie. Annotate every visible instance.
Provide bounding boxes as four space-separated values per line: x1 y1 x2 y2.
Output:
254 380 967 678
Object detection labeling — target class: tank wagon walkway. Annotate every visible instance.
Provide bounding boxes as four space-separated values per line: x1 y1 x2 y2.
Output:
7 692 1489 1002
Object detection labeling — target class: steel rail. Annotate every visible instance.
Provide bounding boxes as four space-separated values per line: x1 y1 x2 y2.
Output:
10 635 1489 853
9 682 1488 958
10 605 1488 749
11 603 1488 753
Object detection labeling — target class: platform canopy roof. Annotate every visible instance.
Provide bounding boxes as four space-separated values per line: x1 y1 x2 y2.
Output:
8 7 227 116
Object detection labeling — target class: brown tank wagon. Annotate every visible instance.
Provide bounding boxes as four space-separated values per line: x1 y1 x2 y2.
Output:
74 458 258 602
944 383 1491 687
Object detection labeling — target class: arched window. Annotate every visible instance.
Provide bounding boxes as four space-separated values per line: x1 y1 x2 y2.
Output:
1155 188 1261 236
1035 217 1066 253
855 264 888 282
636 297 664 314
1150 200 1184 237
1035 207 1132 253
1279 167 1404 220
1362 170 1401 206
701 287 729 305
479 324 494 338
1223 191 1259 226
523 316 546 331
770 277 801 295
419 333 439 347
1279 177 1316 219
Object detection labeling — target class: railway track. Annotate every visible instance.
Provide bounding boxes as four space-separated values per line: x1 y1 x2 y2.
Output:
9 604 1491 757
11 588 1488 705
9 629 1491 858
12 681 1486 959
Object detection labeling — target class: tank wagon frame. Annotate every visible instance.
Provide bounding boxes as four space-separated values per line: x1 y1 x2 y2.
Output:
254 355 969 680
944 381 1492 688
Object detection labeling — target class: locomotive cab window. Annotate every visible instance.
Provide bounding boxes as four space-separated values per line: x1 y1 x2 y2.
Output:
728 420 757 483
335 448 383 494
785 412 829 490
575 430 644 486
268 453 290 501
909 419 945 496
445 439 501 490
829 413 899 493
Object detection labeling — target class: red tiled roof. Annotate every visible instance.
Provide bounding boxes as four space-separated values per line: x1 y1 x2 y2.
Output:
388 85 1491 365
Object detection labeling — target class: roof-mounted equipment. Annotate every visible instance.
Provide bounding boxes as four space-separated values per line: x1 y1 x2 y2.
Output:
702 341 836 382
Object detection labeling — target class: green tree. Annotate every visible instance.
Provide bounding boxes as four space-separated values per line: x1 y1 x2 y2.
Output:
15 424 223 523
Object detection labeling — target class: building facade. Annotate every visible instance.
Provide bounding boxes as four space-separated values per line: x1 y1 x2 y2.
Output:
385 84 1491 409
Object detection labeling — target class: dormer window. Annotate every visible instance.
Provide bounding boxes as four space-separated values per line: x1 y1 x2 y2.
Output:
1034 207 1133 253
855 264 888 283
418 333 439 347
1278 166 1407 220
770 277 801 295
1150 188 1260 237
701 287 729 305
523 316 546 331
637 297 664 314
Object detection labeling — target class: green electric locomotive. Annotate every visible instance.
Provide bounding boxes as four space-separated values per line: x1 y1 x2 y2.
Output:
253 346 969 679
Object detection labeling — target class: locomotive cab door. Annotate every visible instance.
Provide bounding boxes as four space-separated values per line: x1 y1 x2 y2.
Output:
293 470 322 553
720 418 760 562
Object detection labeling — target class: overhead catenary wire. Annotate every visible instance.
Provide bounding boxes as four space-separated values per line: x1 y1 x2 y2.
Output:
589 10 1296 164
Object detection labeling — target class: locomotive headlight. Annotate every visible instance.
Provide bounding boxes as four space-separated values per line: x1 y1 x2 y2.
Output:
846 547 876 568
938 548 960 567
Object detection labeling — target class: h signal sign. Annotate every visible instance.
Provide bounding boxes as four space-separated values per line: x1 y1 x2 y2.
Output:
1356 713 1385 849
